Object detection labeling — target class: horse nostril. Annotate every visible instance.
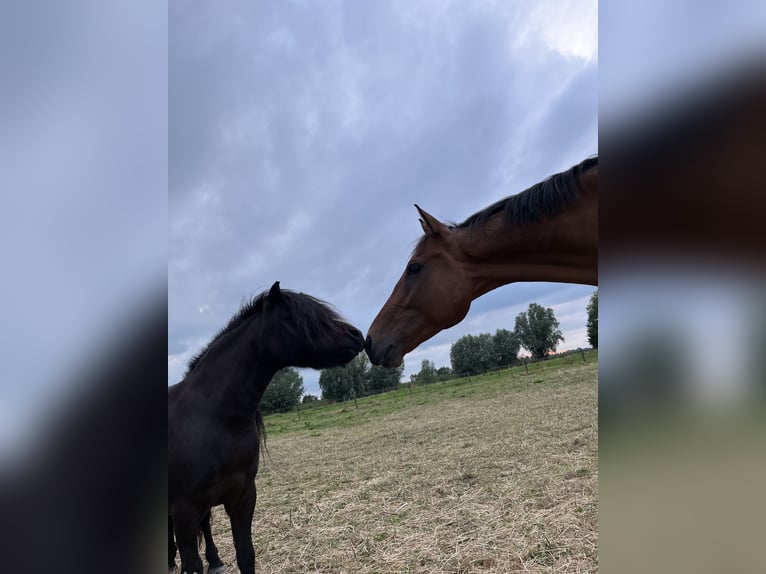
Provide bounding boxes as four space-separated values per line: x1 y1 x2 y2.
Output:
364 335 372 352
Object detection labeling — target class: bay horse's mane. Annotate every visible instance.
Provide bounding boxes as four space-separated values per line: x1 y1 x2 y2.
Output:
457 156 598 233
185 288 344 377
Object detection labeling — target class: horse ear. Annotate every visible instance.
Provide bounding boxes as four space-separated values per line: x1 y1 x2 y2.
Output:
268 281 282 301
415 204 447 237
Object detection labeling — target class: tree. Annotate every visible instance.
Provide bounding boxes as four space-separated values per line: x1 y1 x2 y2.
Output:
367 362 404 394
318 353 372 401
345 354 369 397
450 333 496 376
418 359 437 384
450 334 479 376
493 328 520 367
436 366 453 381
318 365 353 402
474 333 496 371
514 302 564 359
260 368 304 414
586 290 598 349
302 394 319 404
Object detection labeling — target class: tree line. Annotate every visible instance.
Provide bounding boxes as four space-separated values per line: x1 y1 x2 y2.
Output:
421 293 597 379
262 291 598 410
445 302 563 376
318 354 405 402
259 355 404 413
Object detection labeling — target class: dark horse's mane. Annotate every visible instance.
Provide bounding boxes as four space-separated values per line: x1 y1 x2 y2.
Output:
185 294 267 377
186 289 344 377
457 156 598 233
181 292 269 452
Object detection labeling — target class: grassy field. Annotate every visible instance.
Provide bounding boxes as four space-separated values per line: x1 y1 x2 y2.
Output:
209 351 598 573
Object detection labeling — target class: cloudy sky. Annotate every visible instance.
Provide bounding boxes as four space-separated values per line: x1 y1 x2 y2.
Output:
168 0 598 396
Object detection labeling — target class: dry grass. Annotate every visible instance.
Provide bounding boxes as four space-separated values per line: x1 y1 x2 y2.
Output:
209 360 597 573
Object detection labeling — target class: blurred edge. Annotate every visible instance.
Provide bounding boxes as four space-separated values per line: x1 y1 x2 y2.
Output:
601 57 766 258
0 1 167 573
0 289 167 574
600 57 766 573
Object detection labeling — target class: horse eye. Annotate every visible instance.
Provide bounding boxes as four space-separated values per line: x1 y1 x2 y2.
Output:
407 261 422 275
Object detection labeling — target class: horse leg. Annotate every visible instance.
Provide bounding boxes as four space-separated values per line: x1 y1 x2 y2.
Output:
168 514 178 573
224 483 257 574
201 510 225 574
172 502 205 574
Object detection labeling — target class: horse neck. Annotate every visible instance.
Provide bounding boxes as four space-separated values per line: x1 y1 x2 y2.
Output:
188 317 280 422
457 196 598 297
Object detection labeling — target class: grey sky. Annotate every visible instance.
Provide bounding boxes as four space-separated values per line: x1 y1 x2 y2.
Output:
168 0 598 396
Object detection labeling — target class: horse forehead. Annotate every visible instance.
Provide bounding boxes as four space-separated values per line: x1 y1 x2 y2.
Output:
413 236 453 259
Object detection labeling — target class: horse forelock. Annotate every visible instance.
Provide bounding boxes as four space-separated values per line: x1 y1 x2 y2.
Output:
279 291 348 338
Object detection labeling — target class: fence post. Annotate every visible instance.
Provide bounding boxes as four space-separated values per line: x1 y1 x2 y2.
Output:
580 348 586 363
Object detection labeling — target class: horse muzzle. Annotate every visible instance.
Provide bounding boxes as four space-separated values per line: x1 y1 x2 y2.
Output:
364 334 404 368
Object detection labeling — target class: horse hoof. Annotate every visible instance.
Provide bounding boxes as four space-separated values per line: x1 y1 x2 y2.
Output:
208 566 225 574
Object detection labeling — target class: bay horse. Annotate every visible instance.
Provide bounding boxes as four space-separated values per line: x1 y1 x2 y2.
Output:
168 282 364 574
365 157 598 367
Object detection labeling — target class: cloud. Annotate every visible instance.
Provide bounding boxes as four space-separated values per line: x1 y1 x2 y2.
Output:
169 0 598 397
522 1 598 61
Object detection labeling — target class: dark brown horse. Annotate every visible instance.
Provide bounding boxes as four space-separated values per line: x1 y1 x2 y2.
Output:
168 511 222 574
168 282 364 574
365 157 598 367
